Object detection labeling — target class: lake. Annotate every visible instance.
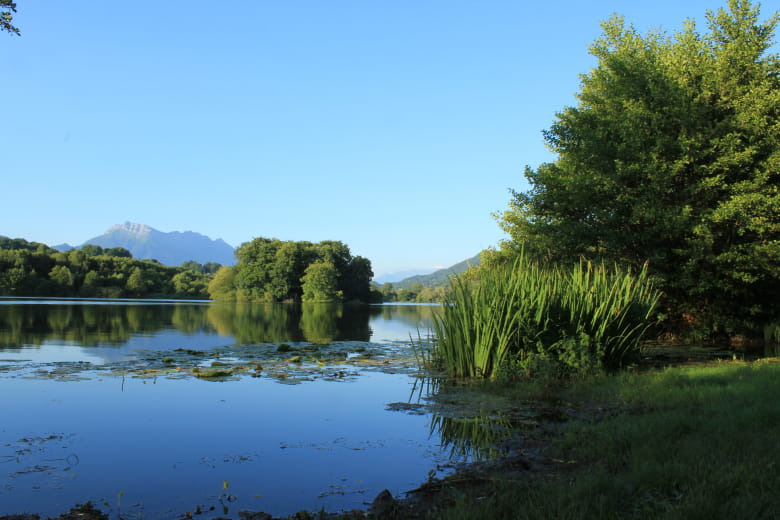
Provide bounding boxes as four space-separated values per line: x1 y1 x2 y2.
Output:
0 299 461 519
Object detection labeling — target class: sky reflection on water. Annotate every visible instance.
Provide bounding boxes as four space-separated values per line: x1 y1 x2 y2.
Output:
0 301 450 519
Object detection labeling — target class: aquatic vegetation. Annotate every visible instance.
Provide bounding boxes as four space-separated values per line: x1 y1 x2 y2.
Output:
2 338 421 386
191 366 235 380
174 348 207 356
116 490 124 520
1 433 79 493
385 402 427 415
218 479 237 515
427 253 660 379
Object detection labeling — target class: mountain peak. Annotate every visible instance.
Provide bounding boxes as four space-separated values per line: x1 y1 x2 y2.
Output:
108 222 154 237
83 223 235 266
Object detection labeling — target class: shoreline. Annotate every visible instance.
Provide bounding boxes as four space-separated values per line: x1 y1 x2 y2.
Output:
4 350 775 520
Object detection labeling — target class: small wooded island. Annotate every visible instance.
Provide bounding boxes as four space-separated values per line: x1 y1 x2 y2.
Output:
208 238 375 303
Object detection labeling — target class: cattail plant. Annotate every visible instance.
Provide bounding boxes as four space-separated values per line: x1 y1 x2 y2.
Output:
427 253 660 379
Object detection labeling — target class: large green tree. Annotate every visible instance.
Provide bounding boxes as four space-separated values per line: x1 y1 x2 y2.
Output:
301 261 342 303
499 0 780 335
207 266 237 301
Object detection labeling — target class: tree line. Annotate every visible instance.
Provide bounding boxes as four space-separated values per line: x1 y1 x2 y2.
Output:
377 282 448 303
0 239 213 299
1 236 380 303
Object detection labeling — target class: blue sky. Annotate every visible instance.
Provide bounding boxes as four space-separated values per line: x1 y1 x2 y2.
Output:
1 1 769 278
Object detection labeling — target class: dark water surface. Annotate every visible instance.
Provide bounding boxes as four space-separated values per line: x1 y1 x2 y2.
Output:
0 300 450 518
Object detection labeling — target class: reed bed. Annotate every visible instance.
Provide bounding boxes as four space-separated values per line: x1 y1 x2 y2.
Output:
429 254 660 379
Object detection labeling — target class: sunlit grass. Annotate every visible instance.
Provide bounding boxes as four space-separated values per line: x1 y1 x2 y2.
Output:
430 360 780 519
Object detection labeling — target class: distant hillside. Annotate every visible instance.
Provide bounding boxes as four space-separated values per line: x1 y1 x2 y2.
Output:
373 268 437 285
76 222 236 266
393 253 481 289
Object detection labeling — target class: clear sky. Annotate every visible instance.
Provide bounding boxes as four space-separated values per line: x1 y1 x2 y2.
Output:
1 1 769 278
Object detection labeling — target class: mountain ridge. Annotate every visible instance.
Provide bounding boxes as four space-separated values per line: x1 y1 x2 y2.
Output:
392 253 481 289
56 222 236 266
373 268 438 285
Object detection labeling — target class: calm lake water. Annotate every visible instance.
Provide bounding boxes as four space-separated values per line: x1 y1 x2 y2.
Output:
0 299 457 519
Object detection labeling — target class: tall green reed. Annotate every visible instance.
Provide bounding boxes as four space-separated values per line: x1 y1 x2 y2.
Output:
429 253 660 379
764 322 780 357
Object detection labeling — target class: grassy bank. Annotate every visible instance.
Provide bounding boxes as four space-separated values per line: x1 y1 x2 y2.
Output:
428 360 780 519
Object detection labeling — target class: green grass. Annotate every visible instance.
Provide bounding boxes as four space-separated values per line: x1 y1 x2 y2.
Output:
427 254 660 379
429 360 780 519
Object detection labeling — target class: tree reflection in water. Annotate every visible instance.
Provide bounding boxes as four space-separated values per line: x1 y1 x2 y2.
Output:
0 300 434 350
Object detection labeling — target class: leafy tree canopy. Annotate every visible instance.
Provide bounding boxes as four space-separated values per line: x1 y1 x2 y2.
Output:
301 261 342 303
0 241 211 299
207 266 237 301
222 237 373 303
181 260 221 275
80 244 133 258
498 0 780 336
1 0 18 36
0 237 54 253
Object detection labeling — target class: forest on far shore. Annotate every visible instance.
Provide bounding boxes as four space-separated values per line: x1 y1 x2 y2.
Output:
0 237 217 299
0 236 393 303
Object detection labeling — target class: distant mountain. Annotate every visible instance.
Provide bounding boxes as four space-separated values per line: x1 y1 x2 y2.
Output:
79 222 236 266
393 253 481 289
